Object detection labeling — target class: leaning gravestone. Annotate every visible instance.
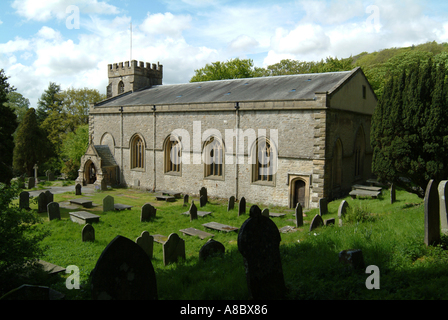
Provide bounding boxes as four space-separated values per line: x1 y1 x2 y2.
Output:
200 195 206 208
75 183 82 195
136 231 154 259
103 195 114 212
309 214 324 231
390 183 396 204
183 194 189 207
228 196 235 211
295 203 303 227
238 205 286 300
90 235 158 300
163 233 186 266
199 239 225 261
19 191 30 210
38 192 47 213
82 224 95 242
425 179 440 246
319 198 328 216
141 203 156 222
338 200 349 227
47 202 60 221
238 197 246 216
439 181 448 235
189 201 198 221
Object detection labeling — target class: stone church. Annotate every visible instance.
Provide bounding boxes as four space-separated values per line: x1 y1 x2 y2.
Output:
77 59 377 209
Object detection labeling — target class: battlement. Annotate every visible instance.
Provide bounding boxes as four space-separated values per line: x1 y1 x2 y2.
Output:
108 60 163 79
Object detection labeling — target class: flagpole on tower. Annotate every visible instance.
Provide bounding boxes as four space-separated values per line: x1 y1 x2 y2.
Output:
130 22 132 62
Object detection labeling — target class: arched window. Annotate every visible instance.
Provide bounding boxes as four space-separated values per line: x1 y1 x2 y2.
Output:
164 135 181 174
118 81 125 94
203 136 223 178
252 138 275 184
131 135 144 169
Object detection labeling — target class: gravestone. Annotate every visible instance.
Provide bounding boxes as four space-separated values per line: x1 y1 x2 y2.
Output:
163 233 186 266
45 190 53 204
100 179 107 191
141 203 156 222
69 211 100 224
319 198 328 216
103 195 114 212
325 218 335 226
38 192 47 213
75 183 82 195
90 235 158 300
199 187 207 204
238 197 246 216
199 239 225 261
424 179 441 246
19 191 30 210
339 249 365 271
47 171 54 181
390 183 396 204
238 205 286 300
338 200 349 227
261 208 269 217
26 177 35 189
200 195 206 208
227 196 235 211
309 214 324 231
439 181 448 235
295 203 303 227
189 201 198 221
82 223 95 242
183 194 189 207
136 231 154 259
47 202 60 221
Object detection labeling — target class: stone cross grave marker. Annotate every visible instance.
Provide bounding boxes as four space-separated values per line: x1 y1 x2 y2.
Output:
199 187 207 207
103 195 114 212
33 164 38 185
90 235 158 300
183 194 189 207
295 203 303 227
189 200 198 221
390 183 396 204
228 196 235 211
338 200 349 227
19 191 30 210
47 202 60 221
238 205 286 300
319 198 328 216
82 223 95 242
75 183 82 196
310 214 324 232
238 197 246 216
163 233 186 266
439 180 448 235
199 239 225 261
425 179 441 246
136 231 154 259
141 203 156 222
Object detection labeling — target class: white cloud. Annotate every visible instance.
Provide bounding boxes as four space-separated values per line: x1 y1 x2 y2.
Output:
0 37 30 54
228 35 259 52
139 12 192 39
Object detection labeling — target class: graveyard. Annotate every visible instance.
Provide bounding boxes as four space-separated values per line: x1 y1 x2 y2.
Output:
5 179 448 300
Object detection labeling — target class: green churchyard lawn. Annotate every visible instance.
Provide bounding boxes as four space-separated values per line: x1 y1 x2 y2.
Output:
10 181 448 300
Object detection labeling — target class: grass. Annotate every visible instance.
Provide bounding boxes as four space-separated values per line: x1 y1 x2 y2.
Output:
10 183 448 300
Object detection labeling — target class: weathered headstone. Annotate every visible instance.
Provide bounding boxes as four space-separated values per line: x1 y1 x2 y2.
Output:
47 171 54 181
439 181 448 235
200 195 206 208
90 235 158 300
163 233 186 266
339 249 365 271
136 231 154 259
141 203 156 222
309 214 324 231
199 239 225 261
47 202 60 221
82 223 95 242
295 203 303 227
425 179 441 246
103 195 114 212
319 198 328 216
238 197 246 216
199 187 207 206
227 196 235 211
183 194 189 207
38 192 47 213
19 191 30 210
189 201 198 221
100 179 108 191
75 183 82 195
26 177 35 189
261 208 269 217
45 190 53 204
390 183 396 204
338 200 349 227
238 205 286 300
325 218 335 226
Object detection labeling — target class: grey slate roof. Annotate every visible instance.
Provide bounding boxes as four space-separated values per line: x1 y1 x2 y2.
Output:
96 68 358 107
94 145 118 167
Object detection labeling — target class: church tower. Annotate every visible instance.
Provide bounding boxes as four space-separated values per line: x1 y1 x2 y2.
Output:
106 60 163 98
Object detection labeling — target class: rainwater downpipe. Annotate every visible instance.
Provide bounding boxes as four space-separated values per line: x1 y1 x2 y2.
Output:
152 105 157 192
235 102 240 200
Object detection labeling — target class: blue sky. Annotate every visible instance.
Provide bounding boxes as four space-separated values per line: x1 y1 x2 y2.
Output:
1 0 448 108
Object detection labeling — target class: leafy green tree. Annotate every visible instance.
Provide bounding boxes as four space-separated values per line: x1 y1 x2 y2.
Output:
13 108 54 176
0 69 18 184
190 58 267 82
36 82 62 124
61 124 89 179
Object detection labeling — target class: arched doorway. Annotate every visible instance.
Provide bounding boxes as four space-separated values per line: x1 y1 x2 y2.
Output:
84 160 97 184
293 179 306 208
